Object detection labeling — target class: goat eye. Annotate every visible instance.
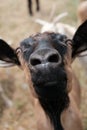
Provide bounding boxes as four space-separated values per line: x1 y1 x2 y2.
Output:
23 48 34 62
24 44 31 48
23 46 34 60
21 44 31 52
54 44 67 56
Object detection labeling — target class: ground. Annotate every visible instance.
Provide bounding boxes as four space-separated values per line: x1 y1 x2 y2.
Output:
0 0 87 130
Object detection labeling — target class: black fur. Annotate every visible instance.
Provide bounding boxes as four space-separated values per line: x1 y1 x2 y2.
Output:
72 20 87 58
39 91 69 130
32 65 67 100
0 39 20 65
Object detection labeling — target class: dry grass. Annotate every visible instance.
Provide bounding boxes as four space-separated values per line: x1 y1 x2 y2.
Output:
0 0 87 130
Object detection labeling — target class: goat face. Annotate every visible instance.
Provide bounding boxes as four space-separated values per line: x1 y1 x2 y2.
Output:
19 32 72 100
0 20 87 100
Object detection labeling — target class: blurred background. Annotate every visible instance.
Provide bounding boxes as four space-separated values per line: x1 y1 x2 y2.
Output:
0 0 87 130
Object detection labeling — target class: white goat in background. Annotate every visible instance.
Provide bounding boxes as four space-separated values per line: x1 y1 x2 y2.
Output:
35 12 76 38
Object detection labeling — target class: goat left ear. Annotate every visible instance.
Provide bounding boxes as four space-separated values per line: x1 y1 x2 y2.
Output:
0 39 20 67
72 20 87 58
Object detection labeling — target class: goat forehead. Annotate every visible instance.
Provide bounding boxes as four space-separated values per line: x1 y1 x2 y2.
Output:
20 32 67 47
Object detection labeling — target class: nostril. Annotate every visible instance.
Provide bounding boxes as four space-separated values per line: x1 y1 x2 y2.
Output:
30 58 41 66
48 54 59 63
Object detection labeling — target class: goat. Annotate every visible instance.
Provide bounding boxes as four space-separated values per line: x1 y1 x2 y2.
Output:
27 0 40 15
35 12 76 38
0 20 87 130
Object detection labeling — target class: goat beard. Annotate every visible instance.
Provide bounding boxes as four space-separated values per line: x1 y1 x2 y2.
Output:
38 87 69 130
33 75 69 130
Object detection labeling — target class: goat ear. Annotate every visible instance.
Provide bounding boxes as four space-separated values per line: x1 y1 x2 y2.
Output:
72 20 87 58
0 39 20 67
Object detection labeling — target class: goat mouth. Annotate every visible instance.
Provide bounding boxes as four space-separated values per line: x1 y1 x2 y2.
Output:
36 81 58 87
34 80 67 100
45 81 58 86
34 79 63 88
33 76 67 87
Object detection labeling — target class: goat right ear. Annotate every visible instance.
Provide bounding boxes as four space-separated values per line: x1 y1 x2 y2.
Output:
0 39 20 67
72 20 87 58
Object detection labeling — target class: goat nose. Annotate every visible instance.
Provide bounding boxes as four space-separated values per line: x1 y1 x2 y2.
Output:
29 49 61 67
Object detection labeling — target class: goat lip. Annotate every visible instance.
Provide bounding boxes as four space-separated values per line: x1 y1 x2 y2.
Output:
35 81 58 87
43 81 58 87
